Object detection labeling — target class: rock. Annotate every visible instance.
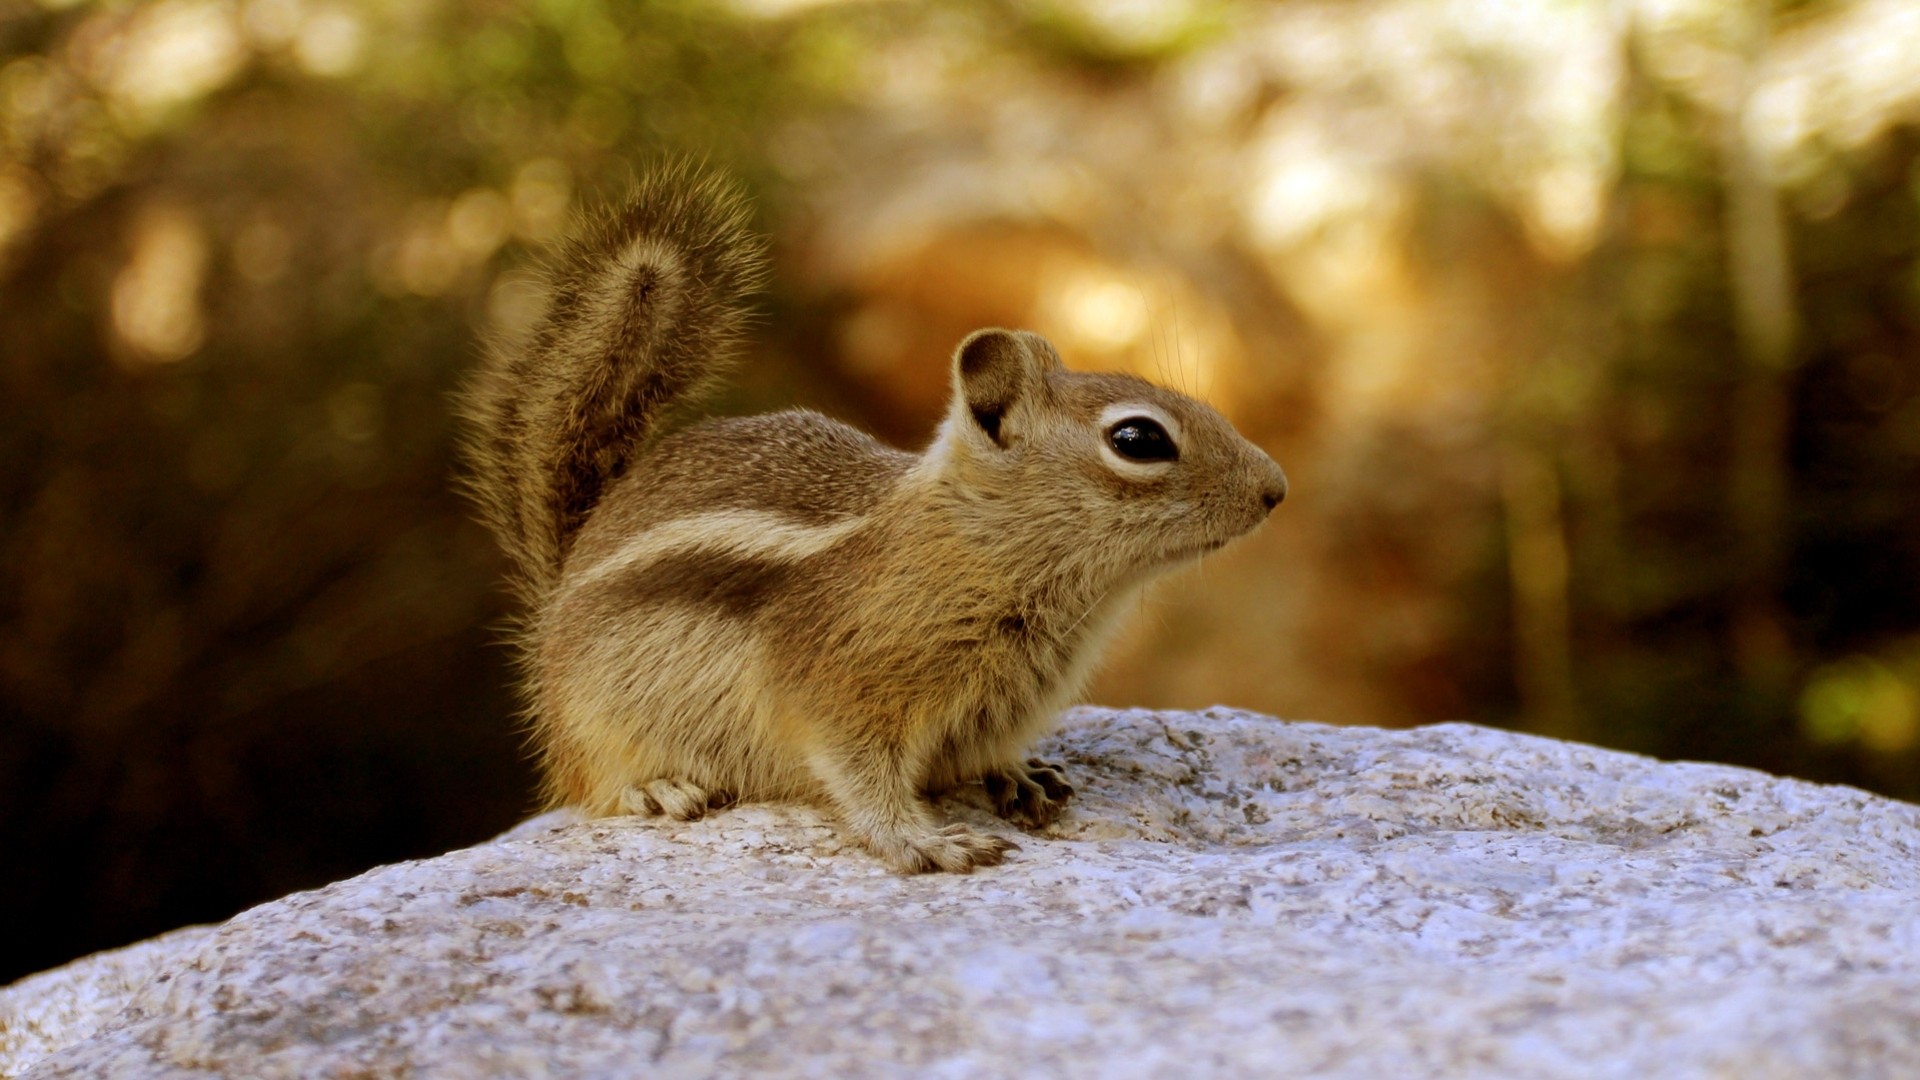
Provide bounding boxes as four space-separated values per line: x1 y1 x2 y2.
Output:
0 927 218 1079
6 707 1920 1078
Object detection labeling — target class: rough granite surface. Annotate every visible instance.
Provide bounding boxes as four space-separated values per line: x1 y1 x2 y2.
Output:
5 707 1920 1078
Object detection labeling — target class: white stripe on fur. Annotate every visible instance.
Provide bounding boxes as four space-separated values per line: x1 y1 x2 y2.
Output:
572 509 870 593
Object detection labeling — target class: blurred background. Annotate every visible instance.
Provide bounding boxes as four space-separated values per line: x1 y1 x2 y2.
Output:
4 0 1919 983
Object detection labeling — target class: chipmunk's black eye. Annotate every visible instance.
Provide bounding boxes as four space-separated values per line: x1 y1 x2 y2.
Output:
1107 417 1177 462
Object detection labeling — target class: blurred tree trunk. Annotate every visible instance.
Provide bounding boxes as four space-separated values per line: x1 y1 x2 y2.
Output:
1496 0 1649 743
1717 3 1798 698
1503 442 1581 738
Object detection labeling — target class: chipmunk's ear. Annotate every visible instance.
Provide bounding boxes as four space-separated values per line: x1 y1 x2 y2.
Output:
954 329 1061 448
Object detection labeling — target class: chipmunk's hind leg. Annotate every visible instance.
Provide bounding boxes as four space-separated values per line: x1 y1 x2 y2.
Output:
983 758 1074 828
618 778 731 820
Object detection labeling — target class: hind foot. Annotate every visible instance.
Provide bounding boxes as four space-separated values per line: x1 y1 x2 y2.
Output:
617 778 734 821
983 759 1074 828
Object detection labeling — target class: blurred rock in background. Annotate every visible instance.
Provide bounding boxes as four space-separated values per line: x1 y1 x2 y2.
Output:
3 0 1919 983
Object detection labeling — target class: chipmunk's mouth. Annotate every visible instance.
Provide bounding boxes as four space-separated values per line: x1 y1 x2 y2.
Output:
1166 535 1233 563
1160 505 1278 564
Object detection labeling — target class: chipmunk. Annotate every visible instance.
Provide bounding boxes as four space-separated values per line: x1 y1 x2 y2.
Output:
460 163 1287 873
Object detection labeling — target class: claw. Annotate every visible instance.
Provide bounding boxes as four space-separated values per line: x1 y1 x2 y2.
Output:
617 778 719 821
983 760 1075 828
880 823 1019 874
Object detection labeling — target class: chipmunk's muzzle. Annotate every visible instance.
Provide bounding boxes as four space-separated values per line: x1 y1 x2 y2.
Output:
1175 465 1287 563
1252 454 1288 517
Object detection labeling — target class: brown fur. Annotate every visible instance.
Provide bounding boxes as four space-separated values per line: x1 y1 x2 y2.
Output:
461 165 1287 873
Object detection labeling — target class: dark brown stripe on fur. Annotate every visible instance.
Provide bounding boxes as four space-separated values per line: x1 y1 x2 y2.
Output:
616 549 794 620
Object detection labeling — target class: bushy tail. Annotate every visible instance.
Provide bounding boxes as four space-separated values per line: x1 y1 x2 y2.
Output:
459 162 768 609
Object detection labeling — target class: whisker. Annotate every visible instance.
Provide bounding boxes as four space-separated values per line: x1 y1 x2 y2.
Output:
1173 301 1197 399
1160 289 1182 395
1062 584 1118 641
1137 283 1167 389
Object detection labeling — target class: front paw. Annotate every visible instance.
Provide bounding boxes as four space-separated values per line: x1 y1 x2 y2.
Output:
876 824 1019 874
983 759 1074 828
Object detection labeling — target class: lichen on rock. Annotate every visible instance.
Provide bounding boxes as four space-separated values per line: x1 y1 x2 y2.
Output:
6 707 1920 1078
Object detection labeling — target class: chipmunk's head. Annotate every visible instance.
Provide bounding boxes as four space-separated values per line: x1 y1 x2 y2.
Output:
936 328 1287 576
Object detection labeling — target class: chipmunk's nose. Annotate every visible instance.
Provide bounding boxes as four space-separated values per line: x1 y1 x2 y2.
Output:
1259 461 1288 514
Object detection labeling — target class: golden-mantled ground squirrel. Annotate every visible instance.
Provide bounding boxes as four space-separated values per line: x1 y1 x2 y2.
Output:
460 163 1287 873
